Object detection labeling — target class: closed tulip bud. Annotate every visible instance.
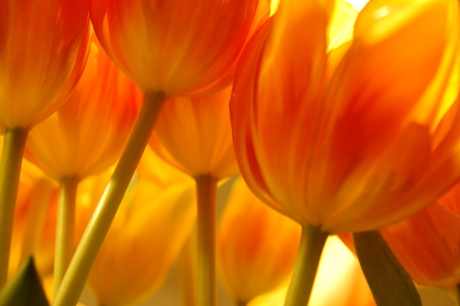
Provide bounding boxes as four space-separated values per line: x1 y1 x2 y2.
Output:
90 0 269 97
0 0 90 132
217 177 301 304
150 86 239 180
25 37 141 181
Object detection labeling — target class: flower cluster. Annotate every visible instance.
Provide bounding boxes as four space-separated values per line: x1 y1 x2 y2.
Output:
0 0 459 306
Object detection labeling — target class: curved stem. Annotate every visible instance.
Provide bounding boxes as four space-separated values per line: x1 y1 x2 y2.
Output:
284 224 328 306
195 175 218 306
0 128 29 289
54 176 79 296
53 91 167 306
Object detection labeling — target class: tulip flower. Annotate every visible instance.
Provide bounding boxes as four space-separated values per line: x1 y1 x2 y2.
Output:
0 0 90 288
26 38 141 182
230 0 460 304
0 0 90 132
69 159 195 306
150 86 239 180
217 177 301 305
8 166 56 280
24 36 141 293
90 0 266 97
84 179 195 306
380 182 460 294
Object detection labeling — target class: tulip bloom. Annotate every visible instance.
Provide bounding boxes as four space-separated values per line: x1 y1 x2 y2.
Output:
0 0 90 132
80 177 195 306
217 177 301 304
230 0 460 234
8 167 56 279
90 0 267 97
231 0 460 304
380 183 460 291
150 86 239 180
25 39 141 181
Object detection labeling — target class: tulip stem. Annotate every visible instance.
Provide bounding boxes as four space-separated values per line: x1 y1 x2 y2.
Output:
54 176 79 296
0 128 29 289
284 224 328 306
236 301 248 306
196 175 218 306
53 91 168 306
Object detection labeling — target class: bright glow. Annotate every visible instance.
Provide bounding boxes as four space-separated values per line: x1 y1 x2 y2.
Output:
346 0 370 10
249 236 365 306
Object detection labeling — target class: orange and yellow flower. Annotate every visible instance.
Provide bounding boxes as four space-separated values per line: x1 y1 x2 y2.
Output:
230 0 460 233
25 38 141 181
217 177 301 304
0 0 90 132
381 182 460 290
90 0 269 97
74 153 195 306
150 86 239 180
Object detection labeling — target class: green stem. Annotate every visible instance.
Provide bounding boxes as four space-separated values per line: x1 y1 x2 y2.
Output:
53 91 167 306
196 175 218 306
236 300 248 306
54 176 79 296
0 128 29 289
284 224 328 306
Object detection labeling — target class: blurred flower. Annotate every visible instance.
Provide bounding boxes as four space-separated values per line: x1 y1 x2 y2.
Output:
0 0 90 132
150 86 239 180
25 37 141 181
217 177 301 304
72 150 195 306
90 0 269 97
380 182 460 290
137 146 193 187
249 236 375 306
230 0 460 233
86 179 195 306
8 161 57 279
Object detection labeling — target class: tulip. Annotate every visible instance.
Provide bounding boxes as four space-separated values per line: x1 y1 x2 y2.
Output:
230 0 460 304
380 182 460 294
8 166 56 280
0 0 90 132
90 0 266 97
150 86 239 180
217 177 301 305
70 163 195 306
26 38 141 182
0 0 90 288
